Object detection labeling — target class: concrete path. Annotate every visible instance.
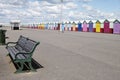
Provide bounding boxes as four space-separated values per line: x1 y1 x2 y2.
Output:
0 27 120 80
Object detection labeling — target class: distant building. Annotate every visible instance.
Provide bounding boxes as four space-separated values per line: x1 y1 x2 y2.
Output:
10 20 20 30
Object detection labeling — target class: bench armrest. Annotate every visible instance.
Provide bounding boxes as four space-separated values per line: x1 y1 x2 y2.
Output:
15 52 31 59
6 42 17 48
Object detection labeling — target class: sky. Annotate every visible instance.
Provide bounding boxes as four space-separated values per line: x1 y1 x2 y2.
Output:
0 0 120 24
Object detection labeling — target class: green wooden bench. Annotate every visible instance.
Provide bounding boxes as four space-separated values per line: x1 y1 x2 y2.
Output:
6 35 40 73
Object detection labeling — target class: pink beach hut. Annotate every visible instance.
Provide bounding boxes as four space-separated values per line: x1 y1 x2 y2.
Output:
113 19 120 34
82 21 88 32
104 19 110 33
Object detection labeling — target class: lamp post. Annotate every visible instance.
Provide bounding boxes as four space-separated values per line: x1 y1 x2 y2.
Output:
60 0 64 32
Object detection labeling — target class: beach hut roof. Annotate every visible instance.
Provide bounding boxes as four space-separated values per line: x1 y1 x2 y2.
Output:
83 20 87 23
89 20 93 23
96 20 101 23
113 19 120 23
78 21 81 24
72 21 76 24
65 22 67 24
104 19 109 23
73 21 75 23
68 21 71 24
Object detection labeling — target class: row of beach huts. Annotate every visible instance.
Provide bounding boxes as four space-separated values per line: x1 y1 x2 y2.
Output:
27 19 120 34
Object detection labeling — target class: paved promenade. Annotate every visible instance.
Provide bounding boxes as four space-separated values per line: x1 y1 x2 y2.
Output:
0 27 120 80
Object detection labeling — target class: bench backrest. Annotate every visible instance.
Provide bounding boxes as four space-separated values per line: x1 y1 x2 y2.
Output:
24 39 39 53
16 35 40 57
17 36 27 48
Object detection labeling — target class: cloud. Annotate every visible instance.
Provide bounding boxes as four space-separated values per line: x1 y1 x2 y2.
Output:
0 2 22 9
81 4 117 20
39 0 63 3
0 0 119 24
44 6 60 14
27 9 41 17
82 4 92 10
82 0 92 2
0 0 27 7
67 11 91 21
65 2 78 9
39 0 92 3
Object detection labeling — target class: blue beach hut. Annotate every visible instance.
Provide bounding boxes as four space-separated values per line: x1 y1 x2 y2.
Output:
88 21 93 32
78 22 82 31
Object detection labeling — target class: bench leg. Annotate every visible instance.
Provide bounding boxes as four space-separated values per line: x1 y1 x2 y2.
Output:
28 62 36 72
15 62 24 73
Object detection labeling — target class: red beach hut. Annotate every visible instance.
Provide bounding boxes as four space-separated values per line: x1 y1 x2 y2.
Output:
104 19 110 33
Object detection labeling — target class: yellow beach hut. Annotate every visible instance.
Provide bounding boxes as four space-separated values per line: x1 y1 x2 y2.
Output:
96 20 101 32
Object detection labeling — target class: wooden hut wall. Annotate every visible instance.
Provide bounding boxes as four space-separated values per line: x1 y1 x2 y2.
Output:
113 20 120 34
78 22 82 31
88 21 93 32
104 20 110 33
82 21 88 32
96 20 101 32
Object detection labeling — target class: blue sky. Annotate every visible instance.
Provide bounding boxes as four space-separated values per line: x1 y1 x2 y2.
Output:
0 0 120 24
88 0 120 12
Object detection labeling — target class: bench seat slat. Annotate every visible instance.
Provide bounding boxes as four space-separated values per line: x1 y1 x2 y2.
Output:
7 46 18 59
7 46 27 60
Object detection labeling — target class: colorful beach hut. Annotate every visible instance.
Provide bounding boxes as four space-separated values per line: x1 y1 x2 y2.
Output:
95 20 101 32
52 23 55 30
38 24 40 29
50 23 53 30
45 23 48 29
65 22 68 31
34 24 38 29
48 23 50 30
54 23 57 30
104 19 110 33
41 23 45 29
72 22 76 31
57 23 60 30
68 22 72 31
78 22 82 31
53 23 56 30
88 21 93 32
82 21 88 32
113 19 120 34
